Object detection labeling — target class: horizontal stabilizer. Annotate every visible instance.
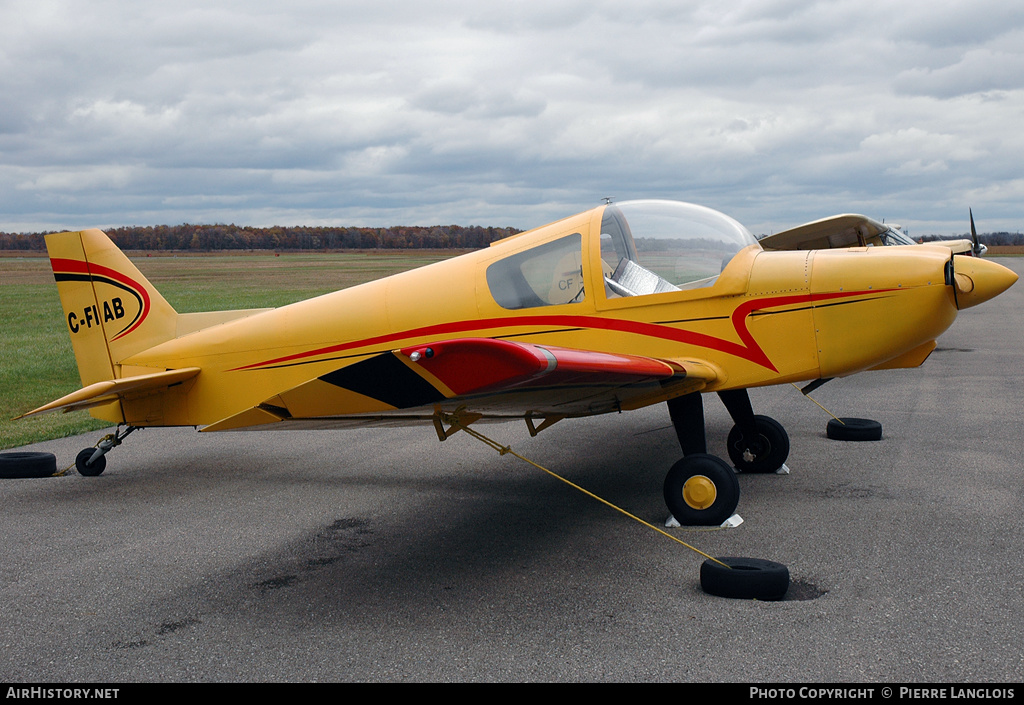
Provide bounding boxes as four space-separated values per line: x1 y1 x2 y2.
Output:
17 367 200 418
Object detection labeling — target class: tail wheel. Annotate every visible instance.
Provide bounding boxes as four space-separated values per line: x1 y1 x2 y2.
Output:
726 415 789 473
663 453 739 526
75 449 106 477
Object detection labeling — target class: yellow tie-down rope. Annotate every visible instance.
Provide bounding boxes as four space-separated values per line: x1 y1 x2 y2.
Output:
438 413 731 570
791 383 844 423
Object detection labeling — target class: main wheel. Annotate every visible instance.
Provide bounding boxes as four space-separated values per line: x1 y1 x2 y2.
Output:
663 453 740 526
700 556 790 600
75 449 106 477
0 452 57 479
726 415 790 473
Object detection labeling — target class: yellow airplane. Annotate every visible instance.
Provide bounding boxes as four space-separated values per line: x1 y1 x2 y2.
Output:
19 200 1017 525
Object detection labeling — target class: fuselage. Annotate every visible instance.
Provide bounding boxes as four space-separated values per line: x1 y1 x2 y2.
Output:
117 202 1013 429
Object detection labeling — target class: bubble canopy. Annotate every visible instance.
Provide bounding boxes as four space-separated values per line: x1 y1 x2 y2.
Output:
600 200 759 294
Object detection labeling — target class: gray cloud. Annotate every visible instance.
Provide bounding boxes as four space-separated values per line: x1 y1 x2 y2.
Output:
2 0 1023 236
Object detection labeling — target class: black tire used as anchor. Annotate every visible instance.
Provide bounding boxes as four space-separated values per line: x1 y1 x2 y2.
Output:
0 452 57 479
826 417 883 441
700 556 790 600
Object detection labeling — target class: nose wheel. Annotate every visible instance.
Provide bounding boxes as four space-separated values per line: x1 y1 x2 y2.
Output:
726 414 790 473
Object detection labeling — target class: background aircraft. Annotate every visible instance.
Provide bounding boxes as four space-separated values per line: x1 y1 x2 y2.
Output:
760 210 987 257
19 200 1017 525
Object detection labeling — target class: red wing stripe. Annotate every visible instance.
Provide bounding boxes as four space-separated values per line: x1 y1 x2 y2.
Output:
397 339 676 397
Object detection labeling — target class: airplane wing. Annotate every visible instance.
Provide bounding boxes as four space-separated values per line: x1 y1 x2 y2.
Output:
202 338 720 432
759 213 978 255
759 214 889 251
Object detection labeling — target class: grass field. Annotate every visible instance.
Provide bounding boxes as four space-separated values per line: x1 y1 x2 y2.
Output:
0 250 466 450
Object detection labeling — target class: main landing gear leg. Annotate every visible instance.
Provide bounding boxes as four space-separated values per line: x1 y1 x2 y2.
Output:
718 389 790 474
75 425 139 477
663 393 739 526
667 391 706 455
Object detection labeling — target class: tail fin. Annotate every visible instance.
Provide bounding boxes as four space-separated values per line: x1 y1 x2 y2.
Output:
46 229 178 390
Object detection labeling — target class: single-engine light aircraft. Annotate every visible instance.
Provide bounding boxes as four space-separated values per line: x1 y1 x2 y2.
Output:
19 200 1017 525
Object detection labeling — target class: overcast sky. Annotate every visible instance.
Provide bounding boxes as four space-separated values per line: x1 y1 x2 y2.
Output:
3 0 1023 236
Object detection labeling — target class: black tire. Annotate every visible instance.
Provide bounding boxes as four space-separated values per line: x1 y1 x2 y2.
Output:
0 452 57 479
75 448 106 477
663 453 740 526
700 556 790 600
726 415 790 473
826 417 882 441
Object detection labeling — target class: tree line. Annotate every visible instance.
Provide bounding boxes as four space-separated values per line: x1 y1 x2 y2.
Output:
0 223 522 251
3 223 1022 251
920 232 1024 246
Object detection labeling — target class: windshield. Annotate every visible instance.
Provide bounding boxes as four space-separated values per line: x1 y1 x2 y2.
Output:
600 200 757 296
879 228 916 246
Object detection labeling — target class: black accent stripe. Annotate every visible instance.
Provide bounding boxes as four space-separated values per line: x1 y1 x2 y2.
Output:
319 354 445 409
655 314 731 325
53 273 93 284
53 271 145 338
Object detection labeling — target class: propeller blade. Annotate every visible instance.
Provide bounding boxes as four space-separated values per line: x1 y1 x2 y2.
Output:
969 208 986 256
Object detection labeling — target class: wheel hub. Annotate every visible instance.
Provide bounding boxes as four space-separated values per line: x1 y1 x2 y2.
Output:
682 474 717 510
738 435 768 462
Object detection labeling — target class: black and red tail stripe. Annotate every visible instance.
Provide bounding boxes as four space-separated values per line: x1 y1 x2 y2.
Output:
50 258 150 340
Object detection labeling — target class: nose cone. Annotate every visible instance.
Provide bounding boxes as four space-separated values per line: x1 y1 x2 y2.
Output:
952 255 1018 309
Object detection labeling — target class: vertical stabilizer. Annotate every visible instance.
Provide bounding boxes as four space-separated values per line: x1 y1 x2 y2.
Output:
46 229 179 393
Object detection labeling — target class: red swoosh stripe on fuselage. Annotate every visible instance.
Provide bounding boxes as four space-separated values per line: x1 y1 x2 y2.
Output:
231 290 891 374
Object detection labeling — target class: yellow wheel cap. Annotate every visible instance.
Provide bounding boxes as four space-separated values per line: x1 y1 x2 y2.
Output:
683 474 717 510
